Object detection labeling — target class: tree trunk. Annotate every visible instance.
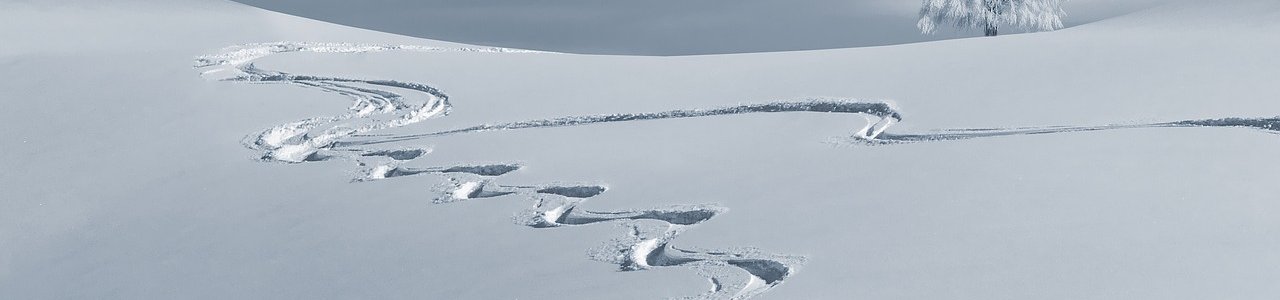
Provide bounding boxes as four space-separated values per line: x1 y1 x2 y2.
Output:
982 0 1001 37
984 23 998 36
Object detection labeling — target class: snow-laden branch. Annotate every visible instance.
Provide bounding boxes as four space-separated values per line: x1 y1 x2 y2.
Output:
918 0 1065 36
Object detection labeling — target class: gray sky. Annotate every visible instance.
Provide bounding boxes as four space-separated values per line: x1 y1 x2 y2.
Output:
231 0 1168 55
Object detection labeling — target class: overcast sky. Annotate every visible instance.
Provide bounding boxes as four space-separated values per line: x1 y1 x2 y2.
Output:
231 0 1171 55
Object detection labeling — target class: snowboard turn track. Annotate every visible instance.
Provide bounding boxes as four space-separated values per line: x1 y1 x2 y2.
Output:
196 42 1280 299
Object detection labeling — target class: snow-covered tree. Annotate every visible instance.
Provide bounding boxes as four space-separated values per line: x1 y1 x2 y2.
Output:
918 0 1066 36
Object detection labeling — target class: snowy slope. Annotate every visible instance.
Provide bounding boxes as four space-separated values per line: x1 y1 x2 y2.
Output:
227 0 1175 55
4 0 1280 299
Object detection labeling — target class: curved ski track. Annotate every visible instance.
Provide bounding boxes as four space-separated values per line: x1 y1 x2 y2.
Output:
197 42 1280 299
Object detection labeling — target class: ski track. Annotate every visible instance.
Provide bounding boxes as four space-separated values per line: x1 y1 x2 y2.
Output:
198 42 1280 299
857 118 1280 145
196 42 834 299
339 101 903 147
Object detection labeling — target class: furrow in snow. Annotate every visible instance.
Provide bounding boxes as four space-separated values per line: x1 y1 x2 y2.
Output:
507 188 803 299
855 117 1280 145
340 100 903 147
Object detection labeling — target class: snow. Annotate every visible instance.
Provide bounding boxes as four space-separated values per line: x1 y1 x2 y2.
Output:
451 181 483 200
4 0 1280 299
226 0 1175 55
631 238 662 269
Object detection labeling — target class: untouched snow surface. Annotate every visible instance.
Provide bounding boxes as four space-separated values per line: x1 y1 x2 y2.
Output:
229 0 1174 55
4 0 1280 299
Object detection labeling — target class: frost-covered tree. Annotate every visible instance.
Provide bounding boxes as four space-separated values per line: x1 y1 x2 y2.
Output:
918 0 1066 37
